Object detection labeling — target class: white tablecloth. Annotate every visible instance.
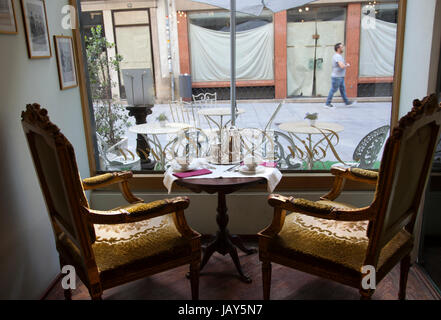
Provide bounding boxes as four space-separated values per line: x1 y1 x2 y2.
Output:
163 159 282 194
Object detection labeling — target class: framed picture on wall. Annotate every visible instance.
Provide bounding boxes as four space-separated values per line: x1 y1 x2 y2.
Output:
21 0 51 58
54 35 78 90
0 0 18 34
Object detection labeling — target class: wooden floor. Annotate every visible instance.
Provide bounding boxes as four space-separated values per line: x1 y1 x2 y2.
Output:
46 241 439 300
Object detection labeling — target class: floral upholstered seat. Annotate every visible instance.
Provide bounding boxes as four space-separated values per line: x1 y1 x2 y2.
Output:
93 214 192 274
270 199 412 272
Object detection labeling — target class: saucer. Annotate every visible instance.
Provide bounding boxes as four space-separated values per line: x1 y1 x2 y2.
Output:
238 165 265 175
172 164 198 172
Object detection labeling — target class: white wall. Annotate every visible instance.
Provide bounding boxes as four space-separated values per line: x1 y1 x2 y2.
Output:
399 0 438 117
0 0 90 299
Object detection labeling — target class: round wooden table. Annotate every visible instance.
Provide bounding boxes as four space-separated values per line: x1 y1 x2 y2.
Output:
176 177 265 283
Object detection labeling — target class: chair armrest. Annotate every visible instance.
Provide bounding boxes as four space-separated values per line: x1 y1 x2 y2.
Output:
82 197 190 225
331 167 378 185
267 194 373 222
321 167 378 201
82 171 143 204
82 171 133 190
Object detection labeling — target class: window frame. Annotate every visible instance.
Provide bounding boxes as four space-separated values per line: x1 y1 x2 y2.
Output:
70 0 407 192
111 8 156 99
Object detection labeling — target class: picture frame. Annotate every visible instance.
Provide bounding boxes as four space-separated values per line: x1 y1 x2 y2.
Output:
21 0 51 58
0 0 18 34
54 35 78 90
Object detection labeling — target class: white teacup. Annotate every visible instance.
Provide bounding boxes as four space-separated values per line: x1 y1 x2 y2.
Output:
176 157 191 171
244 156 258 171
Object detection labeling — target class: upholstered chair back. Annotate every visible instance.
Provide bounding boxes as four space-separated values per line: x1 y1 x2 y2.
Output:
21 104 97 278
366 95 441 266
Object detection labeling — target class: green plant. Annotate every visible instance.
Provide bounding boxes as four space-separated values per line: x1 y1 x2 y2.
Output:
85 25 130 146
305 112 318 120
156 113 168 122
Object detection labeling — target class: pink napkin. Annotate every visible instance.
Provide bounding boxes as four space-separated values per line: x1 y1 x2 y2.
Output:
173 169 212 179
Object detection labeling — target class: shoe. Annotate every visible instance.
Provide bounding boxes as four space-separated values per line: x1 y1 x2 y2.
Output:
345 100 357 106
324 104 335 109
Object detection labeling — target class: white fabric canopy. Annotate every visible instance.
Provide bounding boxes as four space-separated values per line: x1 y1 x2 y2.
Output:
359 17 397 77
189 23 274 82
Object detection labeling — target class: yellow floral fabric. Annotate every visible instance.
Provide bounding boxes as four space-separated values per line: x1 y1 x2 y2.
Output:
122 200 168 216
292 198 334 215
350 168 379 180
83 173 115 186
270 200 412 271
92 214 191 272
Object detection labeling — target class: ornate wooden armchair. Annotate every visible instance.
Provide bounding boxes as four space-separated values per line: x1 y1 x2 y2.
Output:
21 104 201 300
259 95 441 300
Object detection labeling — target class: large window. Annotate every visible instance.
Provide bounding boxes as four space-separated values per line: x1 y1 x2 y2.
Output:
77 1 402 176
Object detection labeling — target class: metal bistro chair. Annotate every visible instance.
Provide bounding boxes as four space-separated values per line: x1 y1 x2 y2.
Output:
262 102 302 170
264 102 284 133
192 92 218 129
333 125 390 169
95 133 140 171
169 100 193 126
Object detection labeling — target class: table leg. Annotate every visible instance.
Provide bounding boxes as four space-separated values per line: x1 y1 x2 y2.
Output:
230 234 257 255
307 133 313 170
195 192 254 283
127 106 155 170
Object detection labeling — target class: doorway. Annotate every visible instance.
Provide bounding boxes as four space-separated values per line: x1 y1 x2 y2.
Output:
287 6 346 97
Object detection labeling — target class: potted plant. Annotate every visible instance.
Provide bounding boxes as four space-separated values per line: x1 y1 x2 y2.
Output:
85 26 131 147
156 113 168 127
305 112 318 126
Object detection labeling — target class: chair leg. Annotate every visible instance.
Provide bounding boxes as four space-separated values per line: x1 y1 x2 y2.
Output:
89 283 103 300
91 294 102 300
190 261 200 300
63 287 72 300
359 289 374 300
399 254 411 300
262 261 272 300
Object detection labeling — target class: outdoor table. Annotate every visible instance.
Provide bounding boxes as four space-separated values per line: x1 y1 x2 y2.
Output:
177 177 264 283
198 107 245 130
278 121 344 170
129 122 191 168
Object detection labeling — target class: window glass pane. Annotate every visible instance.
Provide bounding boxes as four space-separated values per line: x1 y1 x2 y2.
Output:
115 25 153 99
114 10 149 25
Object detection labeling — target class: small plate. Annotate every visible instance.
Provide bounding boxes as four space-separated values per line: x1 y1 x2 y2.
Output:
172 164 198 172
238 165 265 175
